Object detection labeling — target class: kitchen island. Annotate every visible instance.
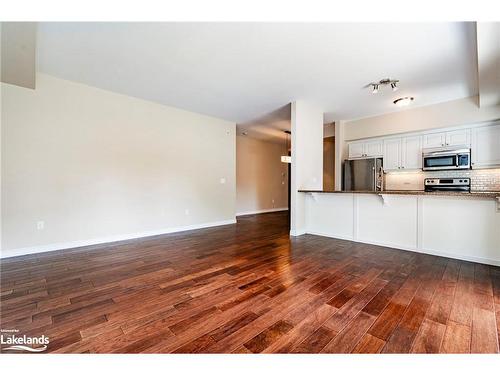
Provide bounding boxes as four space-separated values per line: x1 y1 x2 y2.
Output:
299 190 500 266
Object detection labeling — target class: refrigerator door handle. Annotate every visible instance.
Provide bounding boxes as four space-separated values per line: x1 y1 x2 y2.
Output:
376 166 383 191
372 166 377 191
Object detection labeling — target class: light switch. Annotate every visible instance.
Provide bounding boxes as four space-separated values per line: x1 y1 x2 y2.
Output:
220 178 226 184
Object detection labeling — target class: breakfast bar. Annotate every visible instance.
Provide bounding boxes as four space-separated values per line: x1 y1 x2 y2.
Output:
299 190 500 266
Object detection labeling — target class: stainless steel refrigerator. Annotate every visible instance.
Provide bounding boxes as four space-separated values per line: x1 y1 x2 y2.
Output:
343 158 383 191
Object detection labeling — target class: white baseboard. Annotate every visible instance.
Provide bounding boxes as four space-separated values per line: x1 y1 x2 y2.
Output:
1 219 237 259
290 228 306 237
236 207 288 216
305 230 500 267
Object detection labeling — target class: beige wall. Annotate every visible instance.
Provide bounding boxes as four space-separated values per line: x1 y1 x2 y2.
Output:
1 74 236 256
236 135 288 215
344 96 500 141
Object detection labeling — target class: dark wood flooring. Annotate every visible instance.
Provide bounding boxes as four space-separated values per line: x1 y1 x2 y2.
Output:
1 211 499 353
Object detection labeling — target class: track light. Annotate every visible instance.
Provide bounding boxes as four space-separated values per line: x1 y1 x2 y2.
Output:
369 78 399 94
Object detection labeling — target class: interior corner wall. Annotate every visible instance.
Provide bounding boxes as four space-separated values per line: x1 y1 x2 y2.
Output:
236 135 288 215
290 100 323 236
1 74 236 257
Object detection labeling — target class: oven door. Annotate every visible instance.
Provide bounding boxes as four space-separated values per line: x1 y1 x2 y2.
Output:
423 153 458 170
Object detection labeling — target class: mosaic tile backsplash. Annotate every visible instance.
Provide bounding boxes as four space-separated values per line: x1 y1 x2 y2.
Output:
384 168 500 192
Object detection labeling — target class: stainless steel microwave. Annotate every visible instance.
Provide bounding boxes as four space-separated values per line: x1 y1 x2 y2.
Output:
422 147 471 171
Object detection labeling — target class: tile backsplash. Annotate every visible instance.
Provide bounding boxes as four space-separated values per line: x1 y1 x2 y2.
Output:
384 168 500 192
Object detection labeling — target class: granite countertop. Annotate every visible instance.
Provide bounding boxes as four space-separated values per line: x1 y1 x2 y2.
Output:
298 189 500 199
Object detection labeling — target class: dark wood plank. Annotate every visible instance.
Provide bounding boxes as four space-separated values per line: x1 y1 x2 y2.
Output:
470 307 499 353
352 333 386 353
321 311 376 353
209 311 260 342
410 319 446 353
292 326 337 353
243 320 294 353
440 320 471 353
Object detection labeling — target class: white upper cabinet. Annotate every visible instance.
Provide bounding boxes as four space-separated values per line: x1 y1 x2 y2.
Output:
423 129 471 148
350 123 497 172
383 135 422 172
472 124 500 168
423 132 446 148
401 135 423 170
348 140 383 159
364 140 383 157
383 138 401 171
348 142 365 158
445 129 471 147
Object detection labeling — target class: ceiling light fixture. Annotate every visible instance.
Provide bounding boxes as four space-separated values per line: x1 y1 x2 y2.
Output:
369 78 399 94
393 97 414 106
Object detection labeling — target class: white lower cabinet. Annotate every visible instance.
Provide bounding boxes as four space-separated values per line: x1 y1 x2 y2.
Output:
305 193 500 266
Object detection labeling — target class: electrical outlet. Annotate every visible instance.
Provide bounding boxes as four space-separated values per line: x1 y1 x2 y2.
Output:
37 221 45 230
185 209 190 215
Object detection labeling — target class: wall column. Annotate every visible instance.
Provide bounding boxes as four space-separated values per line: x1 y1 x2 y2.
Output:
290 100 323 236
334 120 347 190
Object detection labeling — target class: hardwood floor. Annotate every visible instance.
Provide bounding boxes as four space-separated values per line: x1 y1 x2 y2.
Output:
1 211 499 354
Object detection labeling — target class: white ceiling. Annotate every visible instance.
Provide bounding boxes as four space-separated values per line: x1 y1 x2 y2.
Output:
37 22 478 127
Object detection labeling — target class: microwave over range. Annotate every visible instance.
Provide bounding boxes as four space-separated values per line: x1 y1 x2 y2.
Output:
422 147 471 171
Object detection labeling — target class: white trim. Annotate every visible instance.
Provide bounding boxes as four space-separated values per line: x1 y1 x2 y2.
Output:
305 230 500 267
290 228 306 237
236 207 288 216
0 219 237 259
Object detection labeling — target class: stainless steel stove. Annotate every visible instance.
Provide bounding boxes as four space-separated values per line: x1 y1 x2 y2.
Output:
424 177 471 192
